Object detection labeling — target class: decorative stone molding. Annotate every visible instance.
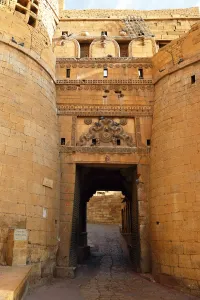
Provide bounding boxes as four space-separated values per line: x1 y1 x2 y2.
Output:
56 84 154 92
84 118 92 125
135 117 144 147
71 116 77 146
57 62 153 69
77 118 135 147
56 56 152 66
56 79 153 85
60 145 150 154
89 36 120 58
57 104 153 117
119 118 127 126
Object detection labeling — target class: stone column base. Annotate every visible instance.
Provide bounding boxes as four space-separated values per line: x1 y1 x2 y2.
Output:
55 266 76 278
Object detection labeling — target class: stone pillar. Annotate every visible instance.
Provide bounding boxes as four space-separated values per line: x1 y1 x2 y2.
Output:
56 161 76 278
137 164 151 273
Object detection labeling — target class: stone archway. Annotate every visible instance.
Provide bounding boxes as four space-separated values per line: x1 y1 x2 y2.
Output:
56 162 150 277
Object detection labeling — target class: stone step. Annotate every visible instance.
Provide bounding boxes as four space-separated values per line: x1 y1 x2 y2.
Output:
0 266 32 300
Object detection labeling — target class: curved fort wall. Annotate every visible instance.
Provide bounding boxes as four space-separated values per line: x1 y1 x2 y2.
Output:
0 1 59 280
150 22 200 295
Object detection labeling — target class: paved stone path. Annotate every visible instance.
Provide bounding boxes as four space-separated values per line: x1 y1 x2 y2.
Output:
26 224 198 300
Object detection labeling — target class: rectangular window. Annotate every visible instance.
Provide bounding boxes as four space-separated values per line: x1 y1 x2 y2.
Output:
117 139 121 146
147 139 151 146
101 31 107 36
28 16 36 28
92 138 97 145
61 138 65 145
62 31 68 36
191 75 196 84
138 68 143 79
66 69 71 78
103 68 108 78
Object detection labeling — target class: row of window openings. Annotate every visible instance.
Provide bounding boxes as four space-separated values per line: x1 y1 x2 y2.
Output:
15 0 39 28
66 68 144 79
61 138 151 146
66 70 196 83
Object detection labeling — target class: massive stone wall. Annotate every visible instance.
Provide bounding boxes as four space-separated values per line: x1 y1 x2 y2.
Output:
150 22 200 296
0 0 60 281
87 192 123 224
0 41 59 279
55 19 198 43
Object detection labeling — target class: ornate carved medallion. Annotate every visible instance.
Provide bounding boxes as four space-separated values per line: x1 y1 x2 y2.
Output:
77 118 135 147
84 118 92 125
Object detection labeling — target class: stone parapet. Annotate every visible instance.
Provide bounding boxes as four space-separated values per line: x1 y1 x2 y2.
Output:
60 7 199 20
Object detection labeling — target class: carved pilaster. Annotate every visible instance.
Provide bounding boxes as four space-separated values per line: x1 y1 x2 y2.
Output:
135 117 143 147
71 116 77 146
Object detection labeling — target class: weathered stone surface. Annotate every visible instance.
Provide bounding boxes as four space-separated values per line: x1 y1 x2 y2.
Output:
87 192 123 224
0 0 200 296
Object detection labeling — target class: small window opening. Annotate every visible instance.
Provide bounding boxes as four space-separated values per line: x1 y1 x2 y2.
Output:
17 0 28 7
15 5 26 14
101 31 107 36
147 139 151 146
33 0 39 5
156 221 160 225
92 138 97 145
30 5 38 14
28 16 36 27
191 75 196 84
61 138 65 145
157 40 171 49
103 68 108 78
117 139 121 146
138 68 143 79
62 31 68 36
66 69 71 78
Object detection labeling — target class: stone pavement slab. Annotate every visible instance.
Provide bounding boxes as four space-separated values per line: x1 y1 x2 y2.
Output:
26 224 199 300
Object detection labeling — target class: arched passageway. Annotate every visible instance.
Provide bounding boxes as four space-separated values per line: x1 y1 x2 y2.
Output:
69 164 141 272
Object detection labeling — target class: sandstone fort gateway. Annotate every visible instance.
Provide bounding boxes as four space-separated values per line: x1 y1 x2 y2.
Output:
0 0 200 298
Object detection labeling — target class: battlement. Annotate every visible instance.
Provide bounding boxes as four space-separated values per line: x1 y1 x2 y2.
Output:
60 7 199 20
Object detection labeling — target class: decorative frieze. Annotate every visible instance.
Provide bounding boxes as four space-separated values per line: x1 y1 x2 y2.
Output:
57 62 152 69
56 57 152 64
60 145 150 154
71 116 77 147
57 104 153 116
56 79 153 85
56 84 154 91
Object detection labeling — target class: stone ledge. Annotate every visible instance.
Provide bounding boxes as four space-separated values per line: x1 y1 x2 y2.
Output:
0 265 32 300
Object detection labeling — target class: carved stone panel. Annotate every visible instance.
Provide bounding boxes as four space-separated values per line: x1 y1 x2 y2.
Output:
76 117 136 147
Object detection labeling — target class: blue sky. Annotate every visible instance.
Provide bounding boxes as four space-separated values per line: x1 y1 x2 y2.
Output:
64 0 200 10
